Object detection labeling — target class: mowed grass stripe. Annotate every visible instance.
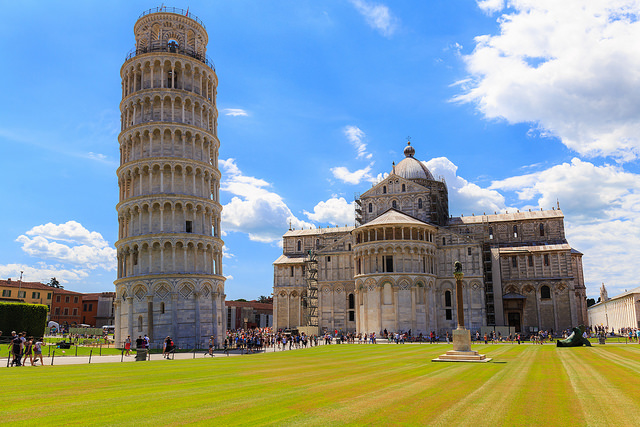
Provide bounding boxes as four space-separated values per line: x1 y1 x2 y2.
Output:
558 348 640 426
2 344 640 425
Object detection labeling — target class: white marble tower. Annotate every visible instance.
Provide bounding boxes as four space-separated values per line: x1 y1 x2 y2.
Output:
114 7 225 348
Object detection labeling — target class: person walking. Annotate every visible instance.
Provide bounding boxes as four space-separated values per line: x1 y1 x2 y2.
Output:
124 335 131 356
33 338 44 366
23 337 34 366
10 331 23 367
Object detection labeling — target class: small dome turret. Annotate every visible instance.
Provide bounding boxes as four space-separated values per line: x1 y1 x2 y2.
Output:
394 141 434 181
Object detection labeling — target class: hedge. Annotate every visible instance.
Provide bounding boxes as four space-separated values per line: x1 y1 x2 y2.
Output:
0 302 48 337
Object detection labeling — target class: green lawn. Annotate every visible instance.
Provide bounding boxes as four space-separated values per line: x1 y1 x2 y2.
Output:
2 343 640 426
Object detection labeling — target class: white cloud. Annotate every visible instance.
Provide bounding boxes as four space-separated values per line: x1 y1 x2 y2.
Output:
330 165 375 185
457 1 640 161
344 125 372 160
489 158 640 297
349 0 398 37
0 221 116 288
0 263 89 285
304 196 355 226
16 221 116 271
425 157 507 215
222 108 249 117
220 159 315 243
477 0 504 14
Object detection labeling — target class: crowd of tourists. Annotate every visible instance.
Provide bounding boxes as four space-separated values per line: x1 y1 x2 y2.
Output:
6 331 45 367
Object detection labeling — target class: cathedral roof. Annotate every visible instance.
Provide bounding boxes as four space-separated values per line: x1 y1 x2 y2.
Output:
358 209 428 228
273 254 306 265
449 209 564 224
393 142 434 181
283 226 354 237
498 243 572 254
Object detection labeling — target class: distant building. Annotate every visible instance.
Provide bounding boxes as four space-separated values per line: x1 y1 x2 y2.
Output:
588 285 640 331
50 289 84 327
82 292 116 327
0 279 54 308
225 300 273 330
274 142 588 336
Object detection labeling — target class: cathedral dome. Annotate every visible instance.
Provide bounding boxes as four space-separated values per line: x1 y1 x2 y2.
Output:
394 142 434 181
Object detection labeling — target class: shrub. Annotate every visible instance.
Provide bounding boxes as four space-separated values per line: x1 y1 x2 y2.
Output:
0 302 48 337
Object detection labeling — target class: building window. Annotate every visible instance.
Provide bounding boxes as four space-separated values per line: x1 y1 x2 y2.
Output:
74 296 79 303
55 307 60 315
18 291 26 298
348 293 355 309
383 186 387 194
512 256 518 268
227 307 232 327
357 259 361 275
368 203 372 213
88 304 93 311
290 266 294 277
348 243 351 251
541 285 551 299
513 225 518 238
528 255 533 267
348 311 355 321
65 296 70 303
468 247 472 256
401 184 405 192
72 308 78 316
316 239 320 248
446 309 452 320
445 290 452 307
544 254 549 266
133 252 138 265
418 199 423 209
32 292 40 299
327 256 331 262
1 290 10 297
56 295 61 303
186 220 193 233
64 308 69 316
83 303 88 311
540 223 545 236
384 255 394 272
442 237 446 246
297 240 301 252
489 227 493 240
160 302 165 314
392 200 397 209
47 292 52 300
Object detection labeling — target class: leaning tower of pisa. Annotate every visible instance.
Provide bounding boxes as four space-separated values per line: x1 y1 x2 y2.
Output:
114 7 225 348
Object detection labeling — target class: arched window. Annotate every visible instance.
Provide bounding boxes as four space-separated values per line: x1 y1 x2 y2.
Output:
540 223 545 236
368 203 372 213
297 240 301 252
383 186 387 194
316 239 320 248
445 290 452 307
348 293 355 309
541 285 551 299
392 200 397 209
402 184 406 192
513 225 518 237
418 198 423 209
489 227 493 239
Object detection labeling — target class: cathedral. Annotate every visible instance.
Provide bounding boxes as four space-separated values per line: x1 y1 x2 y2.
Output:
273 142 588 336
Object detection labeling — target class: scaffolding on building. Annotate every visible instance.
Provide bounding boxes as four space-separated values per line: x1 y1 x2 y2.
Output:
302 250 319 328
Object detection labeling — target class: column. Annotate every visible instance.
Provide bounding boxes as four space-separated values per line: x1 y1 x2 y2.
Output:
171 293 178 340
127 296 134 343
147 295 154 342
194 292 201 347
212 292 218 345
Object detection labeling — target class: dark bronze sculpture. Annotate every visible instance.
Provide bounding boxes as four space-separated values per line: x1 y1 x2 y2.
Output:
556 325 592 347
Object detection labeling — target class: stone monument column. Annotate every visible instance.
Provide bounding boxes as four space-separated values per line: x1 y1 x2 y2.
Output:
433 261 491 362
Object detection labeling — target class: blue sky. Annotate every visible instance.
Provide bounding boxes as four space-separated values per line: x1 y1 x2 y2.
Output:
1 0 639 301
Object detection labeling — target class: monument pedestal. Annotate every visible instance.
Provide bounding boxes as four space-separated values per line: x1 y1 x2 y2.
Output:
432 328 491 363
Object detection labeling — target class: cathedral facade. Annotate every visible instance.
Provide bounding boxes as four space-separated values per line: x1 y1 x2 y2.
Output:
273 142 588 336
